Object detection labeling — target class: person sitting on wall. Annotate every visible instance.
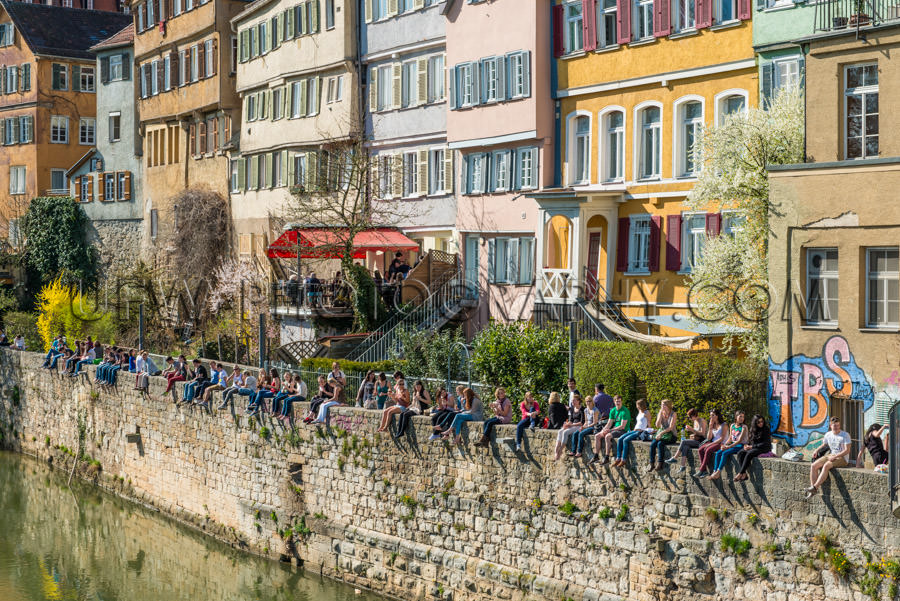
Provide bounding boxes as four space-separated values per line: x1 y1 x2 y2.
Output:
218 365 245 410
443 387 483 445
64 341 82 374
613 399 653 467
41 335 64 368
303 375 333 423
592 395 631 464
163 355 188 398
569 392 599 459
428 389 458 441
198 361 229 409
553 393 585 461
277 376 308 422
0 331 9 346
806 416 852 499
733 415 773 482
474 387 511 447
394 380 431 438
514 392 542 452
706 411 747 481
230 369 260 409
13 334 25 350
71 342 97 378
692 410 727 478
376 378 410 433
860 423 890 470
647 400 678 472
665 408 708 470
94 348 116 386
248 368 281 417
547 391 569 430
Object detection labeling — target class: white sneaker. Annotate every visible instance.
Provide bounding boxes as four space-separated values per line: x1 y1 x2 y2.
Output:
515 444 521 452
428 434 440 442
804 486 817 499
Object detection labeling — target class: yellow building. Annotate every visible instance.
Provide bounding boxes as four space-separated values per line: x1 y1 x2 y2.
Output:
533 0 756 346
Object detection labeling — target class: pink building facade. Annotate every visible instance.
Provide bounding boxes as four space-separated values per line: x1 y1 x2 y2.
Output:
444 0 554 332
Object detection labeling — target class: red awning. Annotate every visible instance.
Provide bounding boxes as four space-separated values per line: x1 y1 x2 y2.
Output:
267 227 420 259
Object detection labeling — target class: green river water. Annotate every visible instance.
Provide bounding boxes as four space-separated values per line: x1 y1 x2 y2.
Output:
0 452 384 601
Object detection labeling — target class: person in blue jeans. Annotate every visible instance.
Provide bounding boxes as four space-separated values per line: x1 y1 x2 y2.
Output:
443 388 483 445
569 398 599 458
648 399 678 471
41 336 63 368
707 411 747 481
514 392 542 452
615 399 653 466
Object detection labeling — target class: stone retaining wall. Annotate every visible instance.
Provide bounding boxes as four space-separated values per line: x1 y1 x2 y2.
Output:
0 350 897 601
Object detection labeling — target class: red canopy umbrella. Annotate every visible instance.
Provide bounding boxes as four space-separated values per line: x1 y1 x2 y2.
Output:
267 227 420 259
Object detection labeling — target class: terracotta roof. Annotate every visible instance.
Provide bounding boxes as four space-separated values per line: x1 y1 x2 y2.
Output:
89 22 133 52
1 0 132 60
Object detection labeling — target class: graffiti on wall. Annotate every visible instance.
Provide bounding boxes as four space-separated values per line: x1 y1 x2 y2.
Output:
768 336 874 447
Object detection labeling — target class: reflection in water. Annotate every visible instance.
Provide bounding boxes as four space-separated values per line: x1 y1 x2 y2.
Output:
0 452 381 601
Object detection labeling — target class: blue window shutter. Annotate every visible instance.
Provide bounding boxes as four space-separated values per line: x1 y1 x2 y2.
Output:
496 56 506 100
449 65 457 109
471 62 480 105
522 51 531 98
798 54 806 92
761 62 774 106
488 238 496 283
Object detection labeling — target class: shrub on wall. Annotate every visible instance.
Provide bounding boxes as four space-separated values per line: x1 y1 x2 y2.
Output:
2 311 39 348
471 322 568 402
298 357 402 375
35 279 116 350
395 326 468 382
574 340 766 421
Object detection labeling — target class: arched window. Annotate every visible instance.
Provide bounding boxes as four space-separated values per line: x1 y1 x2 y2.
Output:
546 214 572 270
602 110 624 182
677 100 703 177
638 106 661 180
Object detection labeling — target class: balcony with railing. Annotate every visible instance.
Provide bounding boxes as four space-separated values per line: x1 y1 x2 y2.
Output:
814 0 900 33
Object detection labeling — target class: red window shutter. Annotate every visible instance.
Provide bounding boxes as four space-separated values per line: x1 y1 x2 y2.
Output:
616 0 632 45
654 0 671 37
666 214 682 271
649 215 661 272
552 4 565 57
583 0 598 51
696 0 713 27
737 0 751 20
616 217 630 272
705 212 721 236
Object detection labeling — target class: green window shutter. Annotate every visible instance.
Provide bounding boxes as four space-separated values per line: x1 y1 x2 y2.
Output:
264 153 273 187
306 151 318 189
282 150 290 187
285 83 293 117
286 8 295 37
310 0 319 32
22 63 30 91
365 0 373 23
238 157 246 190
761 62 774 106
299 79 308 116
51 65 59 90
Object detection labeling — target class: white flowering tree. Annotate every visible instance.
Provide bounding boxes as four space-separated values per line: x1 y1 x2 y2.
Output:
685 89 805 361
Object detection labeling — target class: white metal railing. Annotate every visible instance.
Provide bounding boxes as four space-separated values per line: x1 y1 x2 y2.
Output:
539 268 577 300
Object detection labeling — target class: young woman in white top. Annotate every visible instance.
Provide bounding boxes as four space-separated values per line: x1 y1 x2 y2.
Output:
613 399 652 467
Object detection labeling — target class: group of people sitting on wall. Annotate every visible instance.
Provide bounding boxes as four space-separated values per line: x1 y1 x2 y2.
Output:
35 339 892 495
41 335 160 389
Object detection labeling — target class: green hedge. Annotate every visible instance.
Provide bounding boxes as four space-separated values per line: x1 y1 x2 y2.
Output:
297 357 404 375
574 341 766 423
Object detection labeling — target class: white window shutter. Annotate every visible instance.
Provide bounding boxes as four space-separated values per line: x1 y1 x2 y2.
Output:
413 0 424 8
365 0 373 22
299 79 308 115
443 148 453 194
388 0 398 16
309 77 319 115
368 68 378 112
417 149 428 196
391 154 402 198
416 57 427 105
391 63 401 108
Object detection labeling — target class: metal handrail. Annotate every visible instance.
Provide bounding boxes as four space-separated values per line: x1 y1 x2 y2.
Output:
890 402 900 511
814 0 900 32
582 266 637 332
346 264 469 362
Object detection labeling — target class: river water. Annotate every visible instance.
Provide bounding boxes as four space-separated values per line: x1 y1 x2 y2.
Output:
0 452 384 601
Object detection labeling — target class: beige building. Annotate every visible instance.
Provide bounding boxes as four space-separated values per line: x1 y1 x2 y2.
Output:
229 0 359 266
768 21 900 458
131 0 246 259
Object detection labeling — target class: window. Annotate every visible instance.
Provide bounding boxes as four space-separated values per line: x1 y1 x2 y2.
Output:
5 65 17 94
147 0 155 24
565 1 583 53
50 116 68 143
151 60 159 95
596 0 617 48
845 63 878 160
51 169 67 193
628 215 651 272
205 39 214 77
80 66 95 92
150 209 158 239
163 55 172 90
427 55 445 103
326 76 343 103
506 52 530 99
272 150 282 187
571 115 590 185
491 150 511 192
79 118 95 145
402 152 418 197
191 46 199 81
293 153 308 188
481 57 500 103
867 248 899 327
806 248 838 325
675 0 695 31
516 147 537 190
110 54 123 81
373 0 388 20
603 110 624 182
489 237 534 284
376 65 392 111
325 0 335 29
430 148 446 195
466 153 486 194
179 51 187 86
102 172 115 199
681 213 706 271
52 63 67 90
722 211 745 235
717 92 747 124
19 115 32 143
80 176 91 202
678 101 702 176
376 155 392 198
774 58 800 93
638 106 661 179
259 22 268 55
458 63 474 107
8 166 25 195
117 172 128 200
401 61 417 108
0 23 14 47
206 116 216 153
717 0 736 23
231 36 238 73
273 88 283 119
634 0 653 41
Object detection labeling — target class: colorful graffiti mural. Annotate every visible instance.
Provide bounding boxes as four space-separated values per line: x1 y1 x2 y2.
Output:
768 336 874 447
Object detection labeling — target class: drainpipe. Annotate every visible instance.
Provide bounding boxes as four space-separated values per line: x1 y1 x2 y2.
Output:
551 1 561 189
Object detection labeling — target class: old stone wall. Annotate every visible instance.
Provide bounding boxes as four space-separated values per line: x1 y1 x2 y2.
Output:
0 350 898 601
87 219 143 279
